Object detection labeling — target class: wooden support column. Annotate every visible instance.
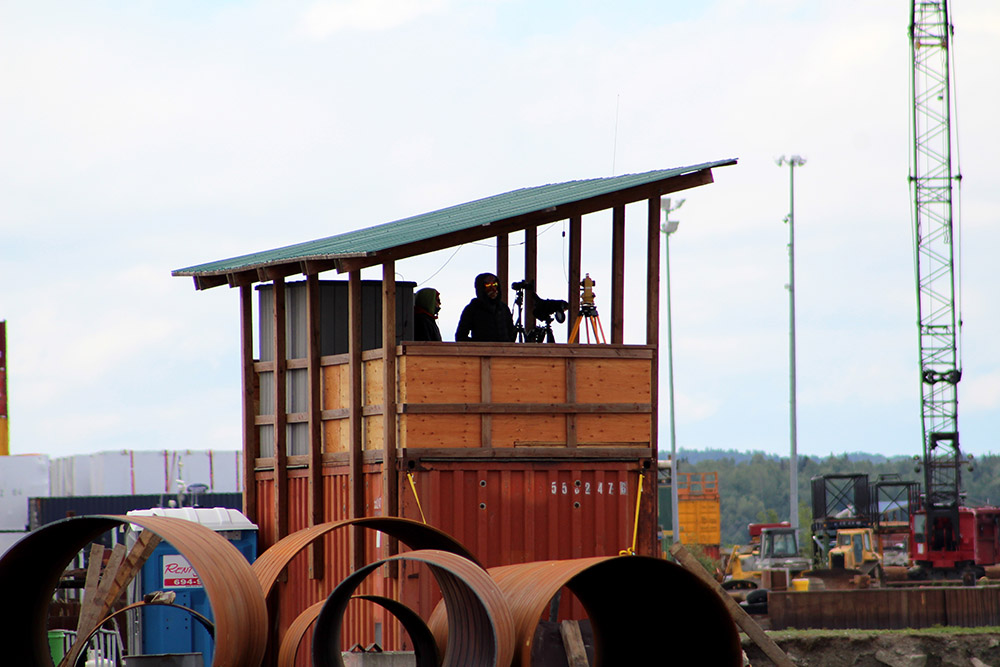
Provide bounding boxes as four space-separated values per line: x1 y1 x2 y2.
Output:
647 197 661 453
611 205 626 344
382 262 399 567
567 215 582 340
497 233 509 306
306 273 324 579
348 270 365 571
524 225 537 335
273 277 289 541
239 283 258 523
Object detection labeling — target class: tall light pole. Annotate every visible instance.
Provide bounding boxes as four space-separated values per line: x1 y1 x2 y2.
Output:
776 155 805 531
661 197 684 545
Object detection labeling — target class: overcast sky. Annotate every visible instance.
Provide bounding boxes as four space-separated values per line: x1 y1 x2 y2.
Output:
2 0 998 461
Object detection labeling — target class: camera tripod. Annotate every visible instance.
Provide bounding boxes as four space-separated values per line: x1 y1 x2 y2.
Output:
526 317 556 343
568 303 606 344
513 284 527 342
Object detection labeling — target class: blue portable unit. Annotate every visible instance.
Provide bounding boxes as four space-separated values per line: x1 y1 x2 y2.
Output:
126 508 257 665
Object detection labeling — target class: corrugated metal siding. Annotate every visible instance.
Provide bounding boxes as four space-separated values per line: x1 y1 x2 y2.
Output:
255 455 657 655
396 456 657 624
256 465 401 661
173 160 735 277
770 587 1000 630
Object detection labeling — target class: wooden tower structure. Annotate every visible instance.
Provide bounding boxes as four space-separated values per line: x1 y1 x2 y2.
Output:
173 159 736 651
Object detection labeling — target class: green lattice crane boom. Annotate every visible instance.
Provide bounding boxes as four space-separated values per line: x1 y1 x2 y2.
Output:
909 0 975 567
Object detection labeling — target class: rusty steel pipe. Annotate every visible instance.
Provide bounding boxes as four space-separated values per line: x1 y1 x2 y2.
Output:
276 596 439 667
252 516 481 598
312 549 514 667
488 555 743 666
277 600 325 667
0 515 267 666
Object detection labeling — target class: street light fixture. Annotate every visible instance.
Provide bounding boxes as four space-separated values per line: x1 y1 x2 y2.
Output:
661 197 684 547
776 155 805 531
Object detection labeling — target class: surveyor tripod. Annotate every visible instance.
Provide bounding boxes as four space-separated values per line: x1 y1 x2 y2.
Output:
568 303 606 344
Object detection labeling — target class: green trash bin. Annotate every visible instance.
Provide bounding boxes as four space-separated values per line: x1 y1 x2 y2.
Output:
48 630 70 662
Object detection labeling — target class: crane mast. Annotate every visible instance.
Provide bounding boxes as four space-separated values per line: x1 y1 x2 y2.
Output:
909 0 965 548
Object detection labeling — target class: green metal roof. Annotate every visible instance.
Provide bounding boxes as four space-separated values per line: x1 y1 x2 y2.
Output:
173 158 736 288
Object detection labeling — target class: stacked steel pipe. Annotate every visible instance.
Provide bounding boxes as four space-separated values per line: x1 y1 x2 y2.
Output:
0 515 741 666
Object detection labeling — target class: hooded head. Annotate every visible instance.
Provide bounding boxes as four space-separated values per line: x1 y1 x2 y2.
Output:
415 288 440 316
474 273 500 301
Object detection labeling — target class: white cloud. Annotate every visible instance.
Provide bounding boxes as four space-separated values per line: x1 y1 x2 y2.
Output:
299 0 450 38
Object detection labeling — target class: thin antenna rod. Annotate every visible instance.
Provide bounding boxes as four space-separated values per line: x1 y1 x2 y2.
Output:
611 94 620 175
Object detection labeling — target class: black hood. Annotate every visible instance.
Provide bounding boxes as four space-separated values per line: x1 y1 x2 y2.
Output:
474 273 498 300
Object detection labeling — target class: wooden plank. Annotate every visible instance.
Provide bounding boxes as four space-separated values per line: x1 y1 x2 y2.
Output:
398 356 479 403
492 415 566 447
566 358 577 448
400 403 650 415
364 414 384 450
399 415 480 449
273 276 288 541
240 283 258 521
75 543 105 634
577 414 651 445
397 342 655 359
491 358 565 403
323 364 348 411
364 358 385 406
394 446 652 460
107 530 162 604
348 270 364 570
64 543 127 667
306 272 324 580
480 357 492 448
670 544 795 667
559 620 589 667
575 359 651 402
610 205 625 344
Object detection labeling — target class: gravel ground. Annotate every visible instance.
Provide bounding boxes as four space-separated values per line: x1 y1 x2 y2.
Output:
743 631 1000 667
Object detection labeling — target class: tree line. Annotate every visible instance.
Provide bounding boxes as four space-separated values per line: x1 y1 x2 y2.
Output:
663 449 1000 547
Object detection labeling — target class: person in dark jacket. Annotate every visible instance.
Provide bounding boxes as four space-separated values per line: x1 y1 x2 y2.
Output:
413 287 442 341
455 273 515 342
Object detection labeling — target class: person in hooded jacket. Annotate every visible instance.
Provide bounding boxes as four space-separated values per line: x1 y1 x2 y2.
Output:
455 273 515 342
413 287 442 341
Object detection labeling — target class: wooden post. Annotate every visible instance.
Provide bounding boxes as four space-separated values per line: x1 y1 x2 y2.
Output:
524 225 537 336
273 276 288 541
497 232 509 306
239 283 258 523
568 215 582 340
306 273 324 580
382 262 399 571
559 620 590 667
646 196 660 453
348 270 365 571
611 205 625 344
670 543 795 667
